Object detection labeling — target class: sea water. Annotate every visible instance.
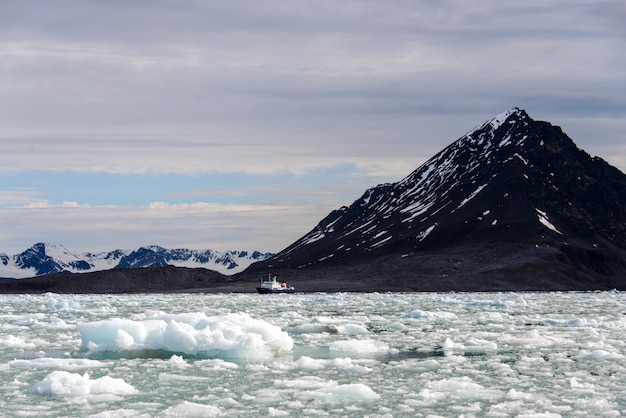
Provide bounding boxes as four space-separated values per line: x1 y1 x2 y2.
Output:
0 291 625 417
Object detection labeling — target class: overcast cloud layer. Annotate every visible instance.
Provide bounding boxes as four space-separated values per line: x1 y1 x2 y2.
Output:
1 0 625 255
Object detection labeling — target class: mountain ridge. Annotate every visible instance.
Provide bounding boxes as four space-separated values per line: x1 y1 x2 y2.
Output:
0 242 274 279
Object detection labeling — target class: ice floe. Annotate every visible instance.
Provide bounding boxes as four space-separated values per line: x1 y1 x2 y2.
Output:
77 312 293 359
329 339 391 356
30 370 136 397
294 383 380 404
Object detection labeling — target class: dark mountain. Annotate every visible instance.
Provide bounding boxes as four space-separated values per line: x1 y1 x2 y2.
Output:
246 108 626 291
0 265 242 294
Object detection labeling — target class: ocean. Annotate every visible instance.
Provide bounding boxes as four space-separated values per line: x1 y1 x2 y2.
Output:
1 291 624 417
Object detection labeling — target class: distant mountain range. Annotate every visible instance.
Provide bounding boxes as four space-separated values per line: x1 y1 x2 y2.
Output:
0 242 274 279
2 108 625 293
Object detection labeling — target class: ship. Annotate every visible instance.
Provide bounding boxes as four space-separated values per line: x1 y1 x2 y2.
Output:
256 274 296 294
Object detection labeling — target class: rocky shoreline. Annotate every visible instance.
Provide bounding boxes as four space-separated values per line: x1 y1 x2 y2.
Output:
1 242 624 294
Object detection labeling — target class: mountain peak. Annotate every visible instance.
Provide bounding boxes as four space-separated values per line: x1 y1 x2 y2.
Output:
250 109 626 288
488 107 525 130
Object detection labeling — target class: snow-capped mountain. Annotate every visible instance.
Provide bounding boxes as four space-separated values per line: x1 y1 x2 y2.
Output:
250 107 626 286
0 243 274 279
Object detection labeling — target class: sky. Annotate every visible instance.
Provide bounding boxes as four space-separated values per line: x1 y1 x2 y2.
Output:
1 0 625 255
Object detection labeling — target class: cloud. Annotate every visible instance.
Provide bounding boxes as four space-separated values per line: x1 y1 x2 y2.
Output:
0 200 330 254
0 189 47 207
0 0 625 254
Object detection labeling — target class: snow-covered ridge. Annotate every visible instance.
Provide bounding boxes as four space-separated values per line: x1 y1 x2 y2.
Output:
462 107 522 138
489 107 520 130
0 243 274 279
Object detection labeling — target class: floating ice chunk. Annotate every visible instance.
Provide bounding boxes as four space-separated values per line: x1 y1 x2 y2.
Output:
30 370 136 397
295 383 380 403
464 338 497 353
21 315 70 329
9 357 111 370
0 335 37 349
442 337 497 355
88 409 149 418
267 406 291 417
287 322 368 335
214 397 239 407
274 376 337 390
577 349 624 360
477 312 505 323
404 310 457 320
288 316 369 335
46 297 81 312
516 412 562 418
572 397 620 415
386 321 407 331
569 377 596 391
418 377 503 402
197 358 239 370
466 298 509 307
291 356 373 373
566 317 591 326
340 323 369 334
329 339 390 356
114 328 136 350
500 329 558 348
161 401 221 417
158 372 208 383
287 323 336 334
244 363 270 372
506 388 536 400
267 407 290 416
166 354 190 369
77 312 293 360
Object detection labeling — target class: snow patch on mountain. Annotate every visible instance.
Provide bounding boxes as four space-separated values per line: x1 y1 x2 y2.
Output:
418 224 437 241
458 184 488 209
536 209 562 235
490 108 519 130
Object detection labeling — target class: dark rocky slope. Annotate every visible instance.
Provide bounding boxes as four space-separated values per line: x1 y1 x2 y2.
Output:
0 266 242 294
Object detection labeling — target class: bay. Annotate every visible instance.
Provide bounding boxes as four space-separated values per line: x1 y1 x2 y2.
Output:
1 291 625 417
